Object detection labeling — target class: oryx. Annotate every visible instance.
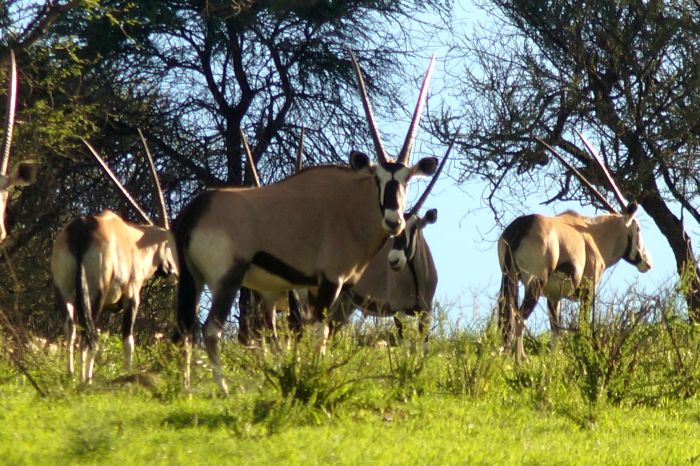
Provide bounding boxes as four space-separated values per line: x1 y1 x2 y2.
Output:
330 143 453 347
0 50 38 243
51 135 178 382
497 130 653 360
174 51 439 393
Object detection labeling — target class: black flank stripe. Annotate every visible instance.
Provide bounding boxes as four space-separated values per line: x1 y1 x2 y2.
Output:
251 251 316 286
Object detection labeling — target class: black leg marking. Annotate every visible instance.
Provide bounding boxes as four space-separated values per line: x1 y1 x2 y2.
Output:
313 279 342 335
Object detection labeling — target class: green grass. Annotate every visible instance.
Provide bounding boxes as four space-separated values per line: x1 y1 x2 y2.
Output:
0 382 698 465
2 297 700 465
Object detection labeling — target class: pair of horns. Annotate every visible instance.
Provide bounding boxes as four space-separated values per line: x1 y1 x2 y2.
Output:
1 50 17 175
407 136 455 216
82 129 169 229
241 127 305 188
349 49 435 165
537 128 628 213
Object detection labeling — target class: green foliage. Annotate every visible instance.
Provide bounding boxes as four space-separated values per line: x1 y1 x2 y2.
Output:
2 283 700 463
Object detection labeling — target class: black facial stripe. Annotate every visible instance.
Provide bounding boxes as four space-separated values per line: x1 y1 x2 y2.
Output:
251 251 316 286
379 162 406 174
383 179 400 210
621 233 643 265
392 230 408 252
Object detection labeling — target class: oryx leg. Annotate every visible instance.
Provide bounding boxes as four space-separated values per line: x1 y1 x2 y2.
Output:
287 290 303 336
514 281 541 361
313 279 342 354
418 310 432 354
393 315 405 341
177 267 204 391
237 287 257 346
61 296 77 377
204 266 246 395
80 290 104 384
498 272 519 351
547 298 562 349
121 294 139 373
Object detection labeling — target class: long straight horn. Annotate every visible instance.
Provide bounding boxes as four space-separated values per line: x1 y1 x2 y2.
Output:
138 129 169 229
81 138 153 225
295 126 304 173
240 129 261 188
408 136 454 216
1 50 17 175
349 48 388 163
397 54 436 165
537 137 617 213
574 128 628 208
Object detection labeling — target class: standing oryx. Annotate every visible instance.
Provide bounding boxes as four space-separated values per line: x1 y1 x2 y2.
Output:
51 135 178 382
174 50 439 393
330 142 453 347
498 130 652 360
0 50 38 243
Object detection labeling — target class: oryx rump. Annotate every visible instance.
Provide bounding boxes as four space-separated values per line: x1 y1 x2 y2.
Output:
52 138 177 382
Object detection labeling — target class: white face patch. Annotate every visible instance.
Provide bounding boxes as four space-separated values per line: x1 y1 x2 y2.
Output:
387 248 407 271
630 219 653 272
375 164 412 235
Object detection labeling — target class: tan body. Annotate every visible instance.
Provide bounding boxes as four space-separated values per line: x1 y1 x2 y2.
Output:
52 210 177 382
498 207 652 359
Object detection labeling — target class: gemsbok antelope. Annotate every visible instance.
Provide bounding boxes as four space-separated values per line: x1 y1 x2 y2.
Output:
174 50 439 393
497 130 653 360
51 135 178 382
330 142 453 347
0 50 38 243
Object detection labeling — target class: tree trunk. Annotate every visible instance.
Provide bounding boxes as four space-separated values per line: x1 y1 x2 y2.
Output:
640 183 700 321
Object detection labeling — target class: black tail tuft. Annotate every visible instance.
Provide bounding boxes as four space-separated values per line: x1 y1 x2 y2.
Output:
66 216 100 350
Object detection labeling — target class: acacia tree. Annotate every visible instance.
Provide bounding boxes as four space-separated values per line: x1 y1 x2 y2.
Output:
0 0 452 337
447 0 700 319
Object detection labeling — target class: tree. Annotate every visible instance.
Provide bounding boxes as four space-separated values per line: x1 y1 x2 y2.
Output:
447 0 700 319
0 0 452 337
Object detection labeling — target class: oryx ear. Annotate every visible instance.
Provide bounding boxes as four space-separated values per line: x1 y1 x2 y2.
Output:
623 201 639 226
10 161 38 186
423 208 438 225
409 156 438 178
349 151 373 172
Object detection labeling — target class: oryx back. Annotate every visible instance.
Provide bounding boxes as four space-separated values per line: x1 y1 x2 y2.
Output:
175 166 388 295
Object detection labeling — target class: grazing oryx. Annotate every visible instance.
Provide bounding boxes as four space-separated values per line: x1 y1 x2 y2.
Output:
498 130 652 360
51 135 177 382
330 142 453 347
174 50 438 393
0 50 38 243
